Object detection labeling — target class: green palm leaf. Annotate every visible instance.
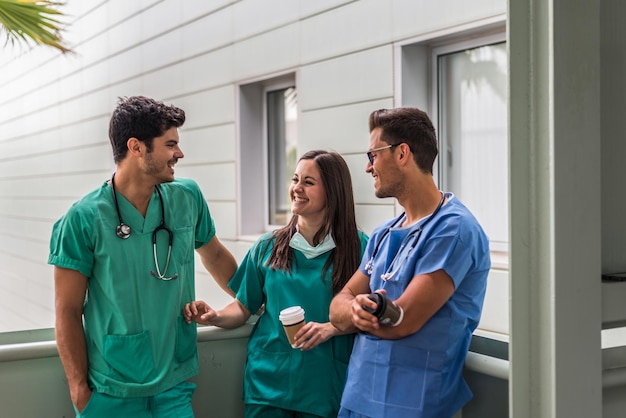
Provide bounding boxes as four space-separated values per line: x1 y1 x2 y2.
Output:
0 0 70 53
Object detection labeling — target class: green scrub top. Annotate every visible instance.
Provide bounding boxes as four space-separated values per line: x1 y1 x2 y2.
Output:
229 231 368 417
49 178 215 398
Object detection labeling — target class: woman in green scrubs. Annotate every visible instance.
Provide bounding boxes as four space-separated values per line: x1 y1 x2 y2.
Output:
185 150 367 418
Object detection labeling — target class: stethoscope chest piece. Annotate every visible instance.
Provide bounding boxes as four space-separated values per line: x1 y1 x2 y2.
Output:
110 172 178 280
116 223 131 239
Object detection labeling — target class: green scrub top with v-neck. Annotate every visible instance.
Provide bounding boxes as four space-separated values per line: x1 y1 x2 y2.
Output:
49 178 215 398
229 231 368 418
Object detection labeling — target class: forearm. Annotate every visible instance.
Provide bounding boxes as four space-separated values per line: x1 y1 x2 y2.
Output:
364 269 456 340
55 312 89 395
329 292 358 333
327 321 354 337
211 300 251 329
201 258 236 297
357 320 408 340
198 238 238 297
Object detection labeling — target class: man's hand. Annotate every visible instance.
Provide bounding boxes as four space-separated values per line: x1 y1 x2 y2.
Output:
350 293 382 332
71 384 92 413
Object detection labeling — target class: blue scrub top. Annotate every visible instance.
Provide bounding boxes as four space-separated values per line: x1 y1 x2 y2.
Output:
49 178 215 398
341 194 491 418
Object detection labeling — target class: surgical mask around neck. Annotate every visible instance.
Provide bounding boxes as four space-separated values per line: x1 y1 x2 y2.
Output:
289 231 336 259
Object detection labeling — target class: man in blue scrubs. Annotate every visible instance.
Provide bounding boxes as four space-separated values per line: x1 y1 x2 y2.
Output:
49 96 238 417
330 107 491 418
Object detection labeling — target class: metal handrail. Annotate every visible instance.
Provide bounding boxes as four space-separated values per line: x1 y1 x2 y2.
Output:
0 324 254 363
1 326 624 389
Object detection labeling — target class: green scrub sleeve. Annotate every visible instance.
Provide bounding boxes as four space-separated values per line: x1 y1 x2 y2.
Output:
175 177 216 249
228 234 273 313
48 203 95 278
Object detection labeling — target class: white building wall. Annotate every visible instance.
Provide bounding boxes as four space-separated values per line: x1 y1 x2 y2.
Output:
0 0 506 332
2 1 626 417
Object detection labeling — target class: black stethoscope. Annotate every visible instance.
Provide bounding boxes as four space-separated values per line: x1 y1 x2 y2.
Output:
364 192 446 281
111 173 178 281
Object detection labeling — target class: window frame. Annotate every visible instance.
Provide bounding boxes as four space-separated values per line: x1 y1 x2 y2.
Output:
429 32 507 182
395 27 508 269
263 81 297 231
430 32 508 269
237 72 298 238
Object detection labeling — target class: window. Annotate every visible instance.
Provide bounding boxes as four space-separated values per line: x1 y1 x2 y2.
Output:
399 31 508 269
239 74 298 236
435 39 508 268
266 86 298 226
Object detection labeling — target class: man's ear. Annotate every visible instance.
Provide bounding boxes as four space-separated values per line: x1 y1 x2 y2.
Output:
127 137 142 156
397 143 411 165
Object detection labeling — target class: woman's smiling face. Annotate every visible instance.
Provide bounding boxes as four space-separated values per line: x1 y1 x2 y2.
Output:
290 158 327 221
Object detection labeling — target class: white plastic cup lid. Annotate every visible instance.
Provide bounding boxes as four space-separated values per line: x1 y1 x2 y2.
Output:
279 306 305 326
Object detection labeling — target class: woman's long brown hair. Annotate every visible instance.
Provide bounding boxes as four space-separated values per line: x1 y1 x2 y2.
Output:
262 150 361 295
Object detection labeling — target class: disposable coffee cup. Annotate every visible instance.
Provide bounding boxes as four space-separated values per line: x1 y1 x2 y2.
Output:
279 306 306 348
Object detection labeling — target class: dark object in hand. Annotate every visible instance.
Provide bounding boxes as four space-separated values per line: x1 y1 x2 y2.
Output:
362 293 404 326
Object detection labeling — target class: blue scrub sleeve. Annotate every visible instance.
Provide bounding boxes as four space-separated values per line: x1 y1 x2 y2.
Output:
413 222 483 289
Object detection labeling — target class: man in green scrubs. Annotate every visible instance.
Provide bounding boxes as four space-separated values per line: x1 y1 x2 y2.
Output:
49 96 238 417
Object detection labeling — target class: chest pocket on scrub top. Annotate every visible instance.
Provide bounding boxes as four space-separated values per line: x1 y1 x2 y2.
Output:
172 225 194 264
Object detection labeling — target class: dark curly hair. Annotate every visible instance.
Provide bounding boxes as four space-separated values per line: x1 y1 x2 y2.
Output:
108 96 185 163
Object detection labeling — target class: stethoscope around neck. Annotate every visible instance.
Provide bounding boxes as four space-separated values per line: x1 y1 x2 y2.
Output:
110 173 178 281
364 192 446 281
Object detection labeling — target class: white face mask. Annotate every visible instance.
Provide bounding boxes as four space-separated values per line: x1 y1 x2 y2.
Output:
289 231 336 259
